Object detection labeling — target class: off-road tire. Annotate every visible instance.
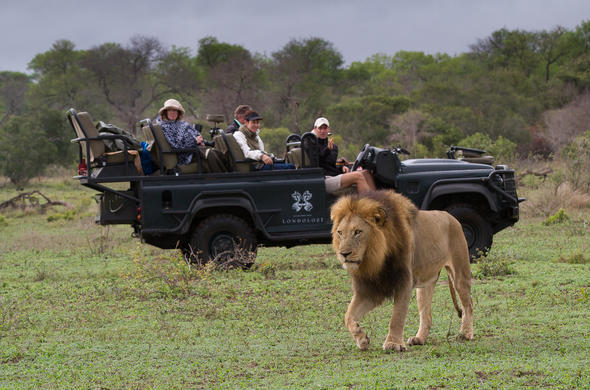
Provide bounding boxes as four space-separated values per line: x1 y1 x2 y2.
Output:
187 214 257 269
445 204 493 261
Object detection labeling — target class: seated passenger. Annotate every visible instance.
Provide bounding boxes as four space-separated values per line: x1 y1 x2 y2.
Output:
225 104 252 134
156 98 205 165
311 117 376 194
233 110 294 170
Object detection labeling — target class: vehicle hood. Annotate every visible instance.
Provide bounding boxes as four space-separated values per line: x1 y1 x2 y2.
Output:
401 159 494 173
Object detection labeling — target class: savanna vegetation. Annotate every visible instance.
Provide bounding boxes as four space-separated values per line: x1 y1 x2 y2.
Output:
0 168 588 388
1 20 590 389
1 21 590 186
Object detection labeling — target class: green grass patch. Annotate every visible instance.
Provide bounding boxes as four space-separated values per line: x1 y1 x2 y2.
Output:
1 180 589 388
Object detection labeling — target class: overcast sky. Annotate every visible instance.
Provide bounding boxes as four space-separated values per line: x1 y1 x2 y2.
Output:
2 0 589 73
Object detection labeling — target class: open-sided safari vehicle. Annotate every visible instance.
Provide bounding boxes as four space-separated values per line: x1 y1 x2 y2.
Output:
68 108 523 266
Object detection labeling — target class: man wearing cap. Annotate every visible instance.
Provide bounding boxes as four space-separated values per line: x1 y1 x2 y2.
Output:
225 104 252 134
311 117 376 193
312 117 349 176
234 110 294 170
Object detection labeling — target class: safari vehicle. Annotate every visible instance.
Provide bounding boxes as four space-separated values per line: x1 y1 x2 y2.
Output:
68 108 522 266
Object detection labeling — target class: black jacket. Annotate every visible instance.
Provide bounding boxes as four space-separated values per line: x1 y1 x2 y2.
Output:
317 137 343 176
225 120 240 134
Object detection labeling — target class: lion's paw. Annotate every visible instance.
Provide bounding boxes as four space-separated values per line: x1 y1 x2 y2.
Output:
458 332 474 341
382 340 406 352
356 335 370 350
407 336 425 346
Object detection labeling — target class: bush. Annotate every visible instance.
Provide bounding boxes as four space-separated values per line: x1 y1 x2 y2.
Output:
458 132 517 163
0 113 59 186
261 127 292 157
561 131 590 192
473 252 515 279
543 208 569 225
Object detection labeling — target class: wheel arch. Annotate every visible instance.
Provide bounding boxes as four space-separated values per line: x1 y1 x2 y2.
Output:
422 183 497 213
180 194 260 242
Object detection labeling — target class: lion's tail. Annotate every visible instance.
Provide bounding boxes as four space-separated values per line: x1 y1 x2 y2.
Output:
446 266 463 318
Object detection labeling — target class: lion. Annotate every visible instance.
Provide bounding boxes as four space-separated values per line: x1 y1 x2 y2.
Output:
330 190 474 352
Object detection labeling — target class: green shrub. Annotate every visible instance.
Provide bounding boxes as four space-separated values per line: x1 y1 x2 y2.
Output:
458 132 517 163
255 262 277 279
261 127 292 157
474 253 516 279
0 214 7 226
46 209 76 222
543 208 569 225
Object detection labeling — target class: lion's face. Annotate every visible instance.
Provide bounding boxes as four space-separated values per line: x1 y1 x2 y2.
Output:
331 194 393 278
334 214 372 270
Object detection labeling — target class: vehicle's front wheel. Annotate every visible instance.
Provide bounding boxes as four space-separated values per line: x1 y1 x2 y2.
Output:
186 214 257 269
445 204 493 261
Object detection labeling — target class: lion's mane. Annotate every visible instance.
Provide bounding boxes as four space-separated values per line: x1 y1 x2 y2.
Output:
330 190 418 302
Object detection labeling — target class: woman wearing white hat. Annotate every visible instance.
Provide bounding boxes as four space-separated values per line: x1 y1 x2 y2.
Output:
156 98 205 165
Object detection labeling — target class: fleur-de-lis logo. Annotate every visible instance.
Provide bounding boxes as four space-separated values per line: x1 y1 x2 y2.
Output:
291 190 313 212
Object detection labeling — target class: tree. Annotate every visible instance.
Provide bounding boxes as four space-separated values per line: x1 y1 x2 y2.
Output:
0 114 58 186
156 46 204 117
537 27 571 82
195 37 266 124
470 28 539 77
27 40 91 110
270 38 344 131
0 72 31 127
327 95 410 145
82 36 170 131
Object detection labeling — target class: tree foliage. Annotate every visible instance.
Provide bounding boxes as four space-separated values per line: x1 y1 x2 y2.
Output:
2 21 590 184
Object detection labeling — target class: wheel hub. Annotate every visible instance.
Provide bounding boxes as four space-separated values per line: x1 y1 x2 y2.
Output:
210 233 236 259
462 225 475 247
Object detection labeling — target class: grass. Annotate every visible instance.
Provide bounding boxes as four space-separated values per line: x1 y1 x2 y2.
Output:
1 177 589 389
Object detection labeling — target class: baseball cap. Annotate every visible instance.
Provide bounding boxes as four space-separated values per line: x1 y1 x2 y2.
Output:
314 117 330 128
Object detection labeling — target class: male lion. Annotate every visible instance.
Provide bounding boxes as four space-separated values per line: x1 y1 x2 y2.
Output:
331 190 474 352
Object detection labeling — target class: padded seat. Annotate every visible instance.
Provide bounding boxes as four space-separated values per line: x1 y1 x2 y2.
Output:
141 120 200 174
67 108 141 174
213 133 254 173
285 148 303 168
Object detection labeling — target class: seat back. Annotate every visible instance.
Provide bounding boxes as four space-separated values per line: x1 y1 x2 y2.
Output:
285 148 303 168
144 121 178 172
140 119 207 175
141 125 154 143
68 110 105 162
285 133 302 153
300 132 320 168
213 133 252 173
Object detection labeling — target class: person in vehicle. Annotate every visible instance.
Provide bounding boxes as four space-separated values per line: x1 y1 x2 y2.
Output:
311 117 376 193
156 98 205 165
233 110 294 170
225 104 252 134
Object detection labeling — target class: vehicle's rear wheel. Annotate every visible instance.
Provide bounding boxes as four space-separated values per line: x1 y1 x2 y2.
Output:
445 204 493 261
186 214 257 269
